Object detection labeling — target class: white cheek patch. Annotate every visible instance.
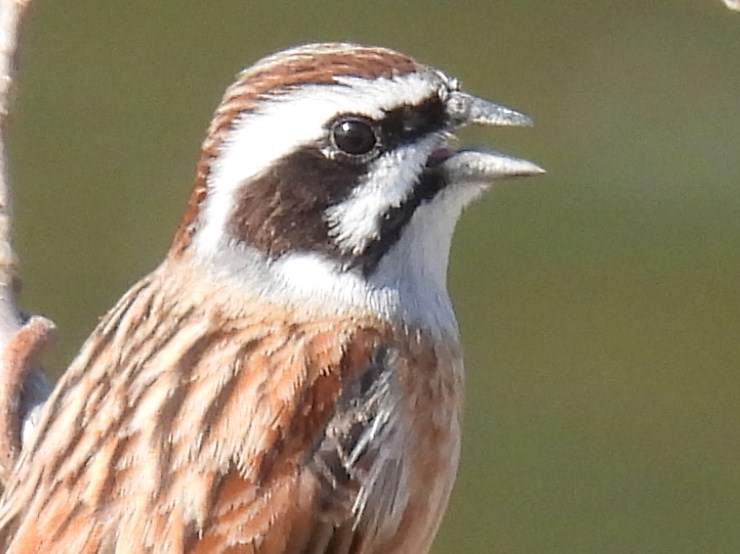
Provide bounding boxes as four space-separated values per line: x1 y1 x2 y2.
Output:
324 135 439 255
194 71 444 256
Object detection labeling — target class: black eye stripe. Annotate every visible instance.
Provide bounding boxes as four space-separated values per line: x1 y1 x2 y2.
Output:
379 96 448 149
326 95 448 157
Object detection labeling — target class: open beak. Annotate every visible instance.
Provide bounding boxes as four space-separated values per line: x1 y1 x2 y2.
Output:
440 90 545 184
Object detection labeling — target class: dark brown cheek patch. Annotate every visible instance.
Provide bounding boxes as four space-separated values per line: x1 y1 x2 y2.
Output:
224 96 451 275
229 146 364 262
228 148 446 277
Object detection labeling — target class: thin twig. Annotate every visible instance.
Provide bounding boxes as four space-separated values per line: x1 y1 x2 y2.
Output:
0 0 29 335
0 0 53 485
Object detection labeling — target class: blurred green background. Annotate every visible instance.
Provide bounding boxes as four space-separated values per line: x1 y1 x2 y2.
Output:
8 1 740 552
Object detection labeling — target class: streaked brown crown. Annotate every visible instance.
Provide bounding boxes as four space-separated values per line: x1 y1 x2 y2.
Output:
172 44 423 255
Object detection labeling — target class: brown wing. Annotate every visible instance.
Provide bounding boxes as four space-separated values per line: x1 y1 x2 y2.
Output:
0 267 409 553
188 345 406 554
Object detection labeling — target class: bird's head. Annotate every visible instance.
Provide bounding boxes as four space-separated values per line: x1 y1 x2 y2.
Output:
172 43 543 332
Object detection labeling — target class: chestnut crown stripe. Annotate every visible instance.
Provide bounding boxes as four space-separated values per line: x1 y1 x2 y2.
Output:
171 44 423 255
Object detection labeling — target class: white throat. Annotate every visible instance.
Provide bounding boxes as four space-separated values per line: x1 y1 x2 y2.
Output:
192 183 484 339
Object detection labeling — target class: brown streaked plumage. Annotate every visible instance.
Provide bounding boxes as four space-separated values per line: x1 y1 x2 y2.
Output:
0 255 462 553
0 42 542 553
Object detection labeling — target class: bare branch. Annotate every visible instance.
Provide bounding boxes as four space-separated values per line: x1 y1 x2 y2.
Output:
0 0 28 332
0 0 53 485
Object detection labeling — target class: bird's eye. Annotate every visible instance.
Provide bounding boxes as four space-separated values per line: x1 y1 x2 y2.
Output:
329 117 379 158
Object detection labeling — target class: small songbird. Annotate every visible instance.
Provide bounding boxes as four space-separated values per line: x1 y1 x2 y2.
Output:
0 43 542 553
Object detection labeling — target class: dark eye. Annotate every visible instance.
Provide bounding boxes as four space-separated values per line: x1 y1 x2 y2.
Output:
330 117 379 157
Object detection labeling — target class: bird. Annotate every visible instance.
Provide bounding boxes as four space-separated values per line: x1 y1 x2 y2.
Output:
0 42 542 553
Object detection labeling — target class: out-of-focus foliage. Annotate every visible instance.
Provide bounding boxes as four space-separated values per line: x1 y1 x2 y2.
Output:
10 2 740 552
